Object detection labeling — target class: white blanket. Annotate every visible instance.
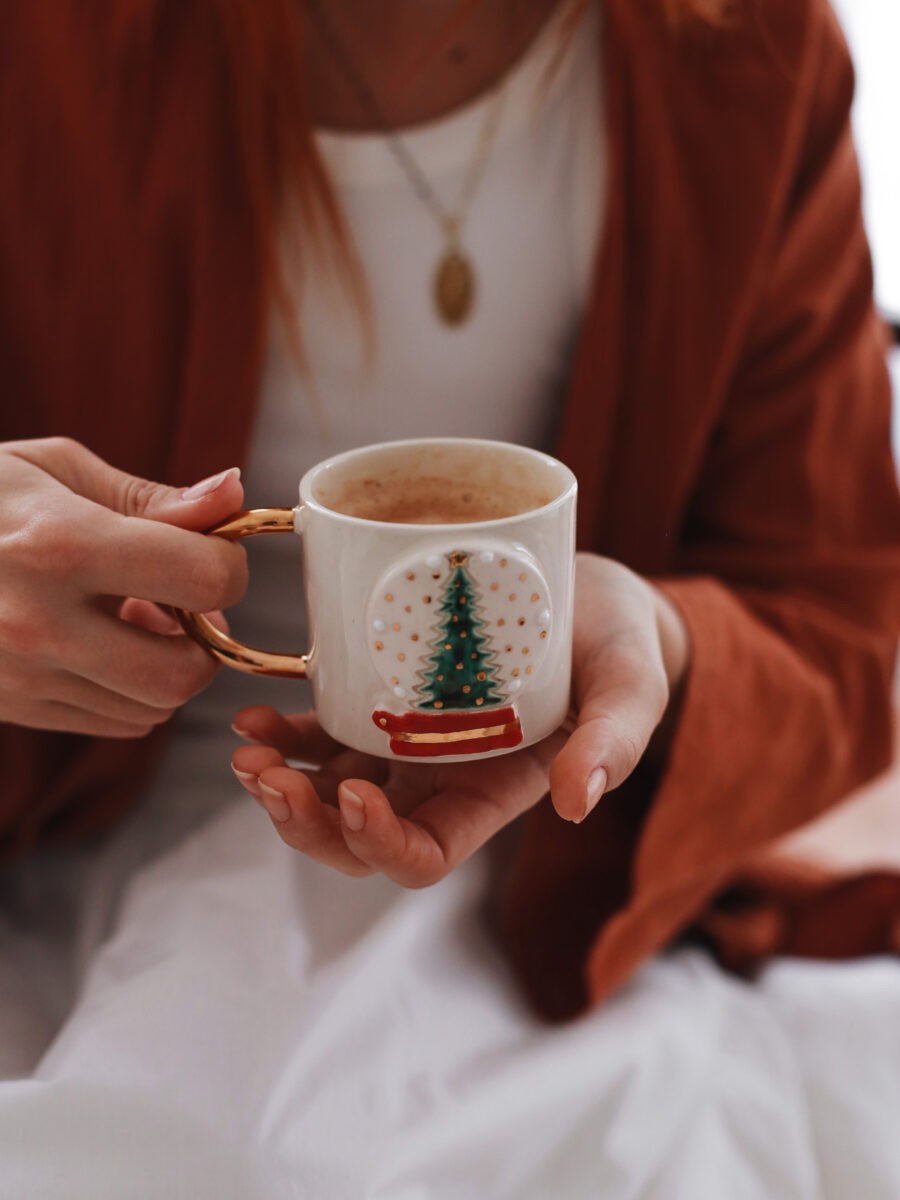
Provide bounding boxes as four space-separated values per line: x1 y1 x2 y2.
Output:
0 770 898 1200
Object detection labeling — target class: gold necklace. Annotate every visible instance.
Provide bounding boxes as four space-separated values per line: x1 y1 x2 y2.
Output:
305 0 509 327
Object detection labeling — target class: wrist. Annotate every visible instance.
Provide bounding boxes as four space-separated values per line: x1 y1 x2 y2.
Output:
651 584 691 696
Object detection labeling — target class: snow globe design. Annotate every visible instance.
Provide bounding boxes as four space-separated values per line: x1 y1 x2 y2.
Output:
367 543 552 757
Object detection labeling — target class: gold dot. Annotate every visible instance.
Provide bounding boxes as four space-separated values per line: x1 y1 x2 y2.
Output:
404 605 412 613
392 622 401 631
385 594 393 602
379 717 387 726
490 582 499 591
519 572 527 581
423 595 432 604
398 653 406 662
444 643 452 651
526 666 533 675
517 617 526 626
460 631 467 638
406 572 416 581
452 615 459 622
531 593 540 602
522 646 530 655
411 633 419 642
437 674 444 681
470 653 477 660
500 558 508 568
456 662 463 670
477 671 486 681
476 697 484 706
391 676 399 685
434 700 444 709
460 596 467 605
512 669 520 677
498 617 505 627
508 593 517 601
505 644 513 653
462 685 471 694
374 641 384 651
540 630 548 639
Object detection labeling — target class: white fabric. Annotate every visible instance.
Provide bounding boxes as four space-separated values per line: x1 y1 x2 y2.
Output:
1 795 900 1197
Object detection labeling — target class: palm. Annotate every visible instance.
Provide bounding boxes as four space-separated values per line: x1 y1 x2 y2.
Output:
231 705 566 886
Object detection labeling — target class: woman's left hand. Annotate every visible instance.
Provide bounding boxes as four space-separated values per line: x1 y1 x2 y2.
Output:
230 552 689 887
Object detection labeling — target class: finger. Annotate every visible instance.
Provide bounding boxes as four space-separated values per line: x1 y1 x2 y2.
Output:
28 668 176 727
8 697 162 739
549 632 669 823
231 745 288 799
58 608 221 708
119 598 183 635
337 747 552 888
231 707 343 764
120 599 231 637
9 438 244 531
254 765 374 877
82 511 248 613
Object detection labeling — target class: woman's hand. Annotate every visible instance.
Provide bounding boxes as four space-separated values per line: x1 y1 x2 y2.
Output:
230 552 690 886
0 437 248 737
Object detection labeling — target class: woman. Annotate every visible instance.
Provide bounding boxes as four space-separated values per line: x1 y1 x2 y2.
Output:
0 0 898 1182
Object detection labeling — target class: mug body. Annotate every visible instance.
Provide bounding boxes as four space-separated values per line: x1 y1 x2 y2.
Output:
297 439 576 762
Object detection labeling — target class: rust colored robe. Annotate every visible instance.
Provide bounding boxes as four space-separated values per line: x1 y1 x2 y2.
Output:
1 0 899 1018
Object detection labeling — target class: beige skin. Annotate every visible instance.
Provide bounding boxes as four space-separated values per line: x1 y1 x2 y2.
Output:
230 1 690 876
0 2 689 878
301 0 563 130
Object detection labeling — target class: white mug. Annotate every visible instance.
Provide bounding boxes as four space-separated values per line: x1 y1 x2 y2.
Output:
178 438 576 762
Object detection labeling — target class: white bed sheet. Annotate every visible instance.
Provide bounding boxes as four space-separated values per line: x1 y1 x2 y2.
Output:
0 766 898 1200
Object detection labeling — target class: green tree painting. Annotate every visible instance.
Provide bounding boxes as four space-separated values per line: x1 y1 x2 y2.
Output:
417 552 505 710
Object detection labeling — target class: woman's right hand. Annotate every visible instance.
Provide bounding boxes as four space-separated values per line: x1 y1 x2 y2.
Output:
0 438 248 737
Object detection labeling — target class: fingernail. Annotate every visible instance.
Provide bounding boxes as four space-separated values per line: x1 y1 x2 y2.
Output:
231 765 258 788
259 781 291 823
576 767 607 824
182 466 240 502
339 784 366 832
231 724 262 744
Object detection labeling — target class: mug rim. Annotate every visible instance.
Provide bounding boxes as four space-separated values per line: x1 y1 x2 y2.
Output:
297 437 577 531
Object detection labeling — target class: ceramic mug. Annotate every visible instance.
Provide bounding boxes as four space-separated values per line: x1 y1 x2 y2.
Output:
177 438 577 762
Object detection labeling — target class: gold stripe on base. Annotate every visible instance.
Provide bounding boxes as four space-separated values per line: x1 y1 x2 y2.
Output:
392 721 520 745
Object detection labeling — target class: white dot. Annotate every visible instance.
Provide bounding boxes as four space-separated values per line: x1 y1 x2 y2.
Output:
536 608 551 628
508 678 522 692
393 686 407 698
478 550 494 564
426 555 441 569
373 618 386 632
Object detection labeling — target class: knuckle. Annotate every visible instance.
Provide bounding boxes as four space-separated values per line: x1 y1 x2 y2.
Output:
119 473 164 519
188 546 247 612
0 601 56 661
39 435 83 465
8 508 85 577
147 652 215 709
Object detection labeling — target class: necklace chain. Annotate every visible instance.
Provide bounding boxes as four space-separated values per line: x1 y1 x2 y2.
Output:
305 0 509 323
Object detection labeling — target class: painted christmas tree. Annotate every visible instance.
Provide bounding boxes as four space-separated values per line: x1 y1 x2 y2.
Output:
417 551 504 710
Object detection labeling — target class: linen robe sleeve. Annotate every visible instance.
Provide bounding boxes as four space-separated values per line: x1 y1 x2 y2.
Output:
503 4 900 1018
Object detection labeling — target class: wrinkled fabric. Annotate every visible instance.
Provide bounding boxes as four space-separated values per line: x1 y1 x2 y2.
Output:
1 787 899 1198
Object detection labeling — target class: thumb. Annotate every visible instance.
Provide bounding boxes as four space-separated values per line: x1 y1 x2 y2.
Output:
12 438 244 531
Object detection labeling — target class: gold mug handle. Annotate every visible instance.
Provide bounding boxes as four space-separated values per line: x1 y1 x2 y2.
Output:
173 508 308 678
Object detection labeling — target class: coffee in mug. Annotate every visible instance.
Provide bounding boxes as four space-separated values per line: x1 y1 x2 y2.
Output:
177 438 576 762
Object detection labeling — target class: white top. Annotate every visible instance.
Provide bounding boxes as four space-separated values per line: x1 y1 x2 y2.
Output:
180 0 606 736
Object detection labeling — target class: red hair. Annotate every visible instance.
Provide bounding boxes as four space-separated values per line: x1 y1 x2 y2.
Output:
211 0 732 339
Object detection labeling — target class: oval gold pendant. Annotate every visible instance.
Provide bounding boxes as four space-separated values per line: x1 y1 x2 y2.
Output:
434 248 475 326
